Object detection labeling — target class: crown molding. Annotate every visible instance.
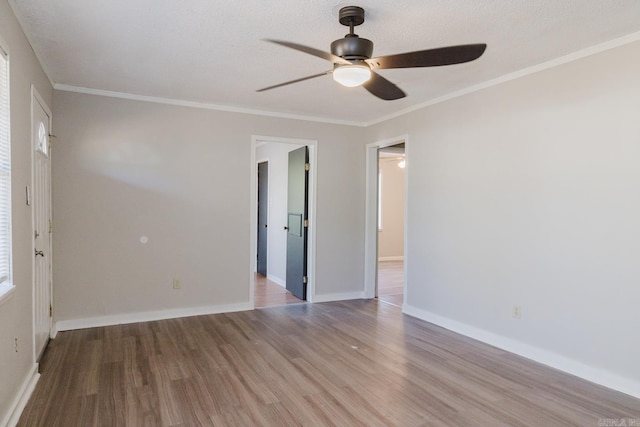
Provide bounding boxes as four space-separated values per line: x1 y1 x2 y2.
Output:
53 30 640 128
54 84 366 127
364 30 640 127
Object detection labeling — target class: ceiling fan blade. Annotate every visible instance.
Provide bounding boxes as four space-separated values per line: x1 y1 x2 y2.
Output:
363 71 406 101
264 39 351 65
257 71 332 92
366 44 487 70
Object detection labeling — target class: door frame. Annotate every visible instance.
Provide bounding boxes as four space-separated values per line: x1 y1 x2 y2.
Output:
364 135 409 304
30 84 54 362
249 135 317 306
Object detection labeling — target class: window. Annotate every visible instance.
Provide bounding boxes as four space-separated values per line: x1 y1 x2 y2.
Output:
37 121 47 155
0 45 13 304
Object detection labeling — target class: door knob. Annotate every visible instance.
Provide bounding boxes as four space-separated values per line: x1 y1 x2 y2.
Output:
35 250 44 257
284 226 288 230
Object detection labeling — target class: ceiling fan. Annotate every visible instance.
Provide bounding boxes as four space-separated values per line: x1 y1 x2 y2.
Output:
257 6 487 101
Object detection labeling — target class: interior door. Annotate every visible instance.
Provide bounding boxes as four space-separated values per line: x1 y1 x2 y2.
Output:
286 146 309 300
257 161 268 276
32 95 52 361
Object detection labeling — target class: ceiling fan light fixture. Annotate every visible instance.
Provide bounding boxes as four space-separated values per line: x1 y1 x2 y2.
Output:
332 65 371 87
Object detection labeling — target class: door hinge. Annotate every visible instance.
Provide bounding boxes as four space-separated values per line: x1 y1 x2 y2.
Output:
49 219 52 234
304 163 310 171
303 276 308 284
49 304 52 317
303 219 308 228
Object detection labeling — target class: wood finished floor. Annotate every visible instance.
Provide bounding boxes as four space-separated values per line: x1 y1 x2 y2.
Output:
254 274 304 308
378 260 404 307
20 300 640 426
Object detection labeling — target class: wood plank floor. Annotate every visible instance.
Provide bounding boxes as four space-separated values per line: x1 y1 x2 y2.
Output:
378 260 404 307
254 274 304 308
19 300 640 426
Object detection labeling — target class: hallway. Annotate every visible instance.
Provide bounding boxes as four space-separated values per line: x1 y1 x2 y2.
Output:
378 260 403 307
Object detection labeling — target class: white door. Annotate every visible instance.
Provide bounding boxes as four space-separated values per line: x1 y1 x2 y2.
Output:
32 94 52 361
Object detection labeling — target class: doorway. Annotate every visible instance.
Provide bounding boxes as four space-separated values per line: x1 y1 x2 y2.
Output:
31 86 53 361
364 135 408 307
377 144 405 306
250 137 317 308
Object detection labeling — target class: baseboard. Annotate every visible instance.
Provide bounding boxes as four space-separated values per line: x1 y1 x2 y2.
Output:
1 363 40 427
403 304 640 399
267 275 286 288
312 291 365 303
378 256 404 262
56 302 253 332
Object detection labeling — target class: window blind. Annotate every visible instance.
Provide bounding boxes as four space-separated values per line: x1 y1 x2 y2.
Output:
0 48 11 284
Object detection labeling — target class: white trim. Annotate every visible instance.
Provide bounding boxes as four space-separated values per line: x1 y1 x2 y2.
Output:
1 363 40 427
378 171 382 231
365 30 640 127
250 142 257 308
313 291 365 303
364 135 409 300
55 84 365 127
30 86 53 125
378 256 404 262
267 275 286 288
55 302 252 332
249 135 318 305
403 304 640 399
30 85 53 363
364 144 379 298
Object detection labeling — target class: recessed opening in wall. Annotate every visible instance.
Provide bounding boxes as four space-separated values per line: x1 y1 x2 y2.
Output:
376 143 405 307
250 137 317 308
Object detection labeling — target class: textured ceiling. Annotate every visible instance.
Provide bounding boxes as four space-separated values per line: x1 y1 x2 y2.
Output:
9 0 640 124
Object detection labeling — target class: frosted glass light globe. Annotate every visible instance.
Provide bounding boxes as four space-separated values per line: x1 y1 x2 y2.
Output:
333 65 372 87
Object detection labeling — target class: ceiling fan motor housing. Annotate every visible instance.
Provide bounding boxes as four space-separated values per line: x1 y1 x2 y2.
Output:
332 6 372 61
331 36 373 60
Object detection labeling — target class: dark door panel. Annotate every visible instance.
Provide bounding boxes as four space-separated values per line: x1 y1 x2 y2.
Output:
257 161 268 276
286 147 309 300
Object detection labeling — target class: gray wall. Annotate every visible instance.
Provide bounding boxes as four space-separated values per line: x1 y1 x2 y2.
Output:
52 91 366 324
365 40 640 389
0 0 54 423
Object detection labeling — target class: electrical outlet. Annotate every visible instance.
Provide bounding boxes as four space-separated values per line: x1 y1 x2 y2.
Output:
512 305 522 319
173 279 182 290
14 338 18 352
